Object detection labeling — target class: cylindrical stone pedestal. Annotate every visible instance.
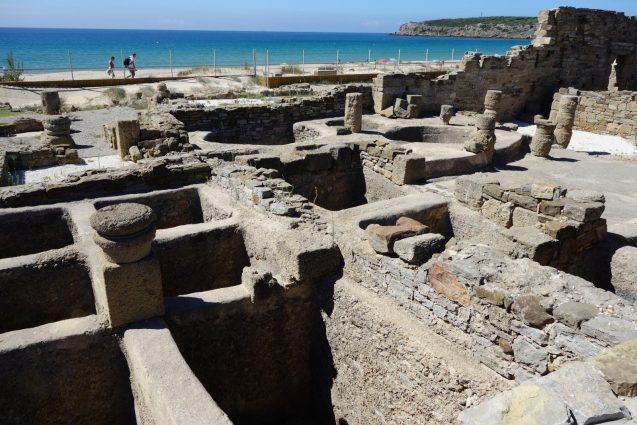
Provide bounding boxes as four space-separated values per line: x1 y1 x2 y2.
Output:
344 93 363 133
41 91 60 115
41 115 75 147
530 116 556 157
483 90 503 122
91 203 157 264
465 114 496 158
440 105 454 125
554 95 578 148
90 203 163 328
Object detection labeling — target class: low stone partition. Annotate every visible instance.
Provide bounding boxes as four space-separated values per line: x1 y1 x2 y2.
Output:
169 85 373 145
459 354 636 425
0 156 211 208
454 175 607 272
569 89 637 140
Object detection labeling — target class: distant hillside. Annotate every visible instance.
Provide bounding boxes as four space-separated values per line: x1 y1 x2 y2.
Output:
394 16 537 39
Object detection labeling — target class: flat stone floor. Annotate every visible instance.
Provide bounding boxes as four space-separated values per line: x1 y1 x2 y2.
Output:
425 147 637 226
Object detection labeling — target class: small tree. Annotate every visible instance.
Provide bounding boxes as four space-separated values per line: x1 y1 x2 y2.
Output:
2 50 24 82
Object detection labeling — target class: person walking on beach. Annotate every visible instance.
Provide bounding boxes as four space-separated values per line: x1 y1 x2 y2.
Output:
124 53 137 78
107 56 115 78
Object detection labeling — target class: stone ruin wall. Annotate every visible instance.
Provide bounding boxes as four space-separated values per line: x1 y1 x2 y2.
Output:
563 90 637 140
169 85 373 145
374 7 637 121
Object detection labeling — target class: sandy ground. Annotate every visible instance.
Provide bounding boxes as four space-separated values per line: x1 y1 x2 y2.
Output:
12 155 129 185
20 61 458 82
517 123 637 156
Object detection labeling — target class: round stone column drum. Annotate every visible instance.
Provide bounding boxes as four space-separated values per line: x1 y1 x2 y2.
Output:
530 116 556 157
483 90 503 122
90 203 157 264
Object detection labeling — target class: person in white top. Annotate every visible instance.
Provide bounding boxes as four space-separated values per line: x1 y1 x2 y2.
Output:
125 53 137 79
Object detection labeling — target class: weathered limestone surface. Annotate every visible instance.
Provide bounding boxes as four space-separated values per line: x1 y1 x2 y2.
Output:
41 90 60 115
530 116 556 157
344 92 363 133
611 246 637 302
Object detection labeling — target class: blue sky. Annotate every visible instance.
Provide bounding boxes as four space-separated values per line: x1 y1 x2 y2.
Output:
1 0 636 32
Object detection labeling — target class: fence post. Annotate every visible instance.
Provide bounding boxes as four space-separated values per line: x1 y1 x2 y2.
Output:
266 49 269 89
397 49 401 70
452 48 455 61
169 50 173 78
121 49 125 78
213 49 216 76
68 50 74 81
253 48 257 76
368 49 371 63
302 49 305 74
425 49 429 67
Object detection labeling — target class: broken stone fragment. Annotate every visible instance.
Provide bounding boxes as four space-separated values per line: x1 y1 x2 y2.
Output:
458 383 573 425
241 267 280 303
581 317 637 346
611 246 637 302
534 362 629 425
562 201 605 223
512 336 549 373
427 262 471 306
393 233 446 265
590 339 637 397
474 285 506 306
511 295 554 328
553 301 598 328
365 216 429 254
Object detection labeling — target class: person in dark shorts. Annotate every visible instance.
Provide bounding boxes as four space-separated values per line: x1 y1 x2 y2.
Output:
124 53 137 78
107 56 115 78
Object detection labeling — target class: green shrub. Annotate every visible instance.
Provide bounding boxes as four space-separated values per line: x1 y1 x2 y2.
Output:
105 87 127 101
2 50 24 82
281 64 302 74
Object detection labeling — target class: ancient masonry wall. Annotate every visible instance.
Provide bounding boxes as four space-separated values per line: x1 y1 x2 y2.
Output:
374 7 637 120
169 85 373 144
572 90 637 140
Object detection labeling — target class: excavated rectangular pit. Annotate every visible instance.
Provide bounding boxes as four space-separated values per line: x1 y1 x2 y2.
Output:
0 318 136 425
286 167 404 211
0 248 95 333
0 208 75 259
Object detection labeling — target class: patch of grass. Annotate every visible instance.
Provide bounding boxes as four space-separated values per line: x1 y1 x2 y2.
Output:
105 87 127 101
139 86 156 98
281 64 303 74
0 110 21 118
177 66 212 77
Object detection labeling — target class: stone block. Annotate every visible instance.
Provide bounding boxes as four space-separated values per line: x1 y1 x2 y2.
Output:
508 192 539 211
511 295 554 328
427 262 471 306
536 362 628 425
563 201 605 223
102 254 164 328
581 317 637 345
391 154 426 185
569 189 605 203
481 199 514 228
344 93 363 133
483 183 507 201
513 336 548 373
539 200 565 216
115 120 141 160
365 217 428 254
458 383 572 425
553 301 598 328
394 233 446 265
611 246 637 302
455 175 499 210
512 207 540 227
474 285 506 306
41 91 60 115
591 339 637 397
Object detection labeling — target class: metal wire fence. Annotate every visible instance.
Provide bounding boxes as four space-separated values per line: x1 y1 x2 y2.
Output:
11 47 470 82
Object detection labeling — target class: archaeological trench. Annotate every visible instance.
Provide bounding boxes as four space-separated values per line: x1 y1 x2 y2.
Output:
3 6 637 425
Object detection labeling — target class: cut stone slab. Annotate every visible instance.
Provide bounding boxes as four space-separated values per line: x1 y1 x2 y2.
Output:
394 233 445 265
511 295 554 328
365 217 428 254
611 246 637 303
581 317 637 345
591 339 637 397
535 362 628 425
513 336 548 373
568 189 606 203
458 382 574 425
553 301 598 328
562 201 605 223
482 198 514 228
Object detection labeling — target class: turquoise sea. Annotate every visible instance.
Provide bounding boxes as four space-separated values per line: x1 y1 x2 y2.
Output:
0 28 529 71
